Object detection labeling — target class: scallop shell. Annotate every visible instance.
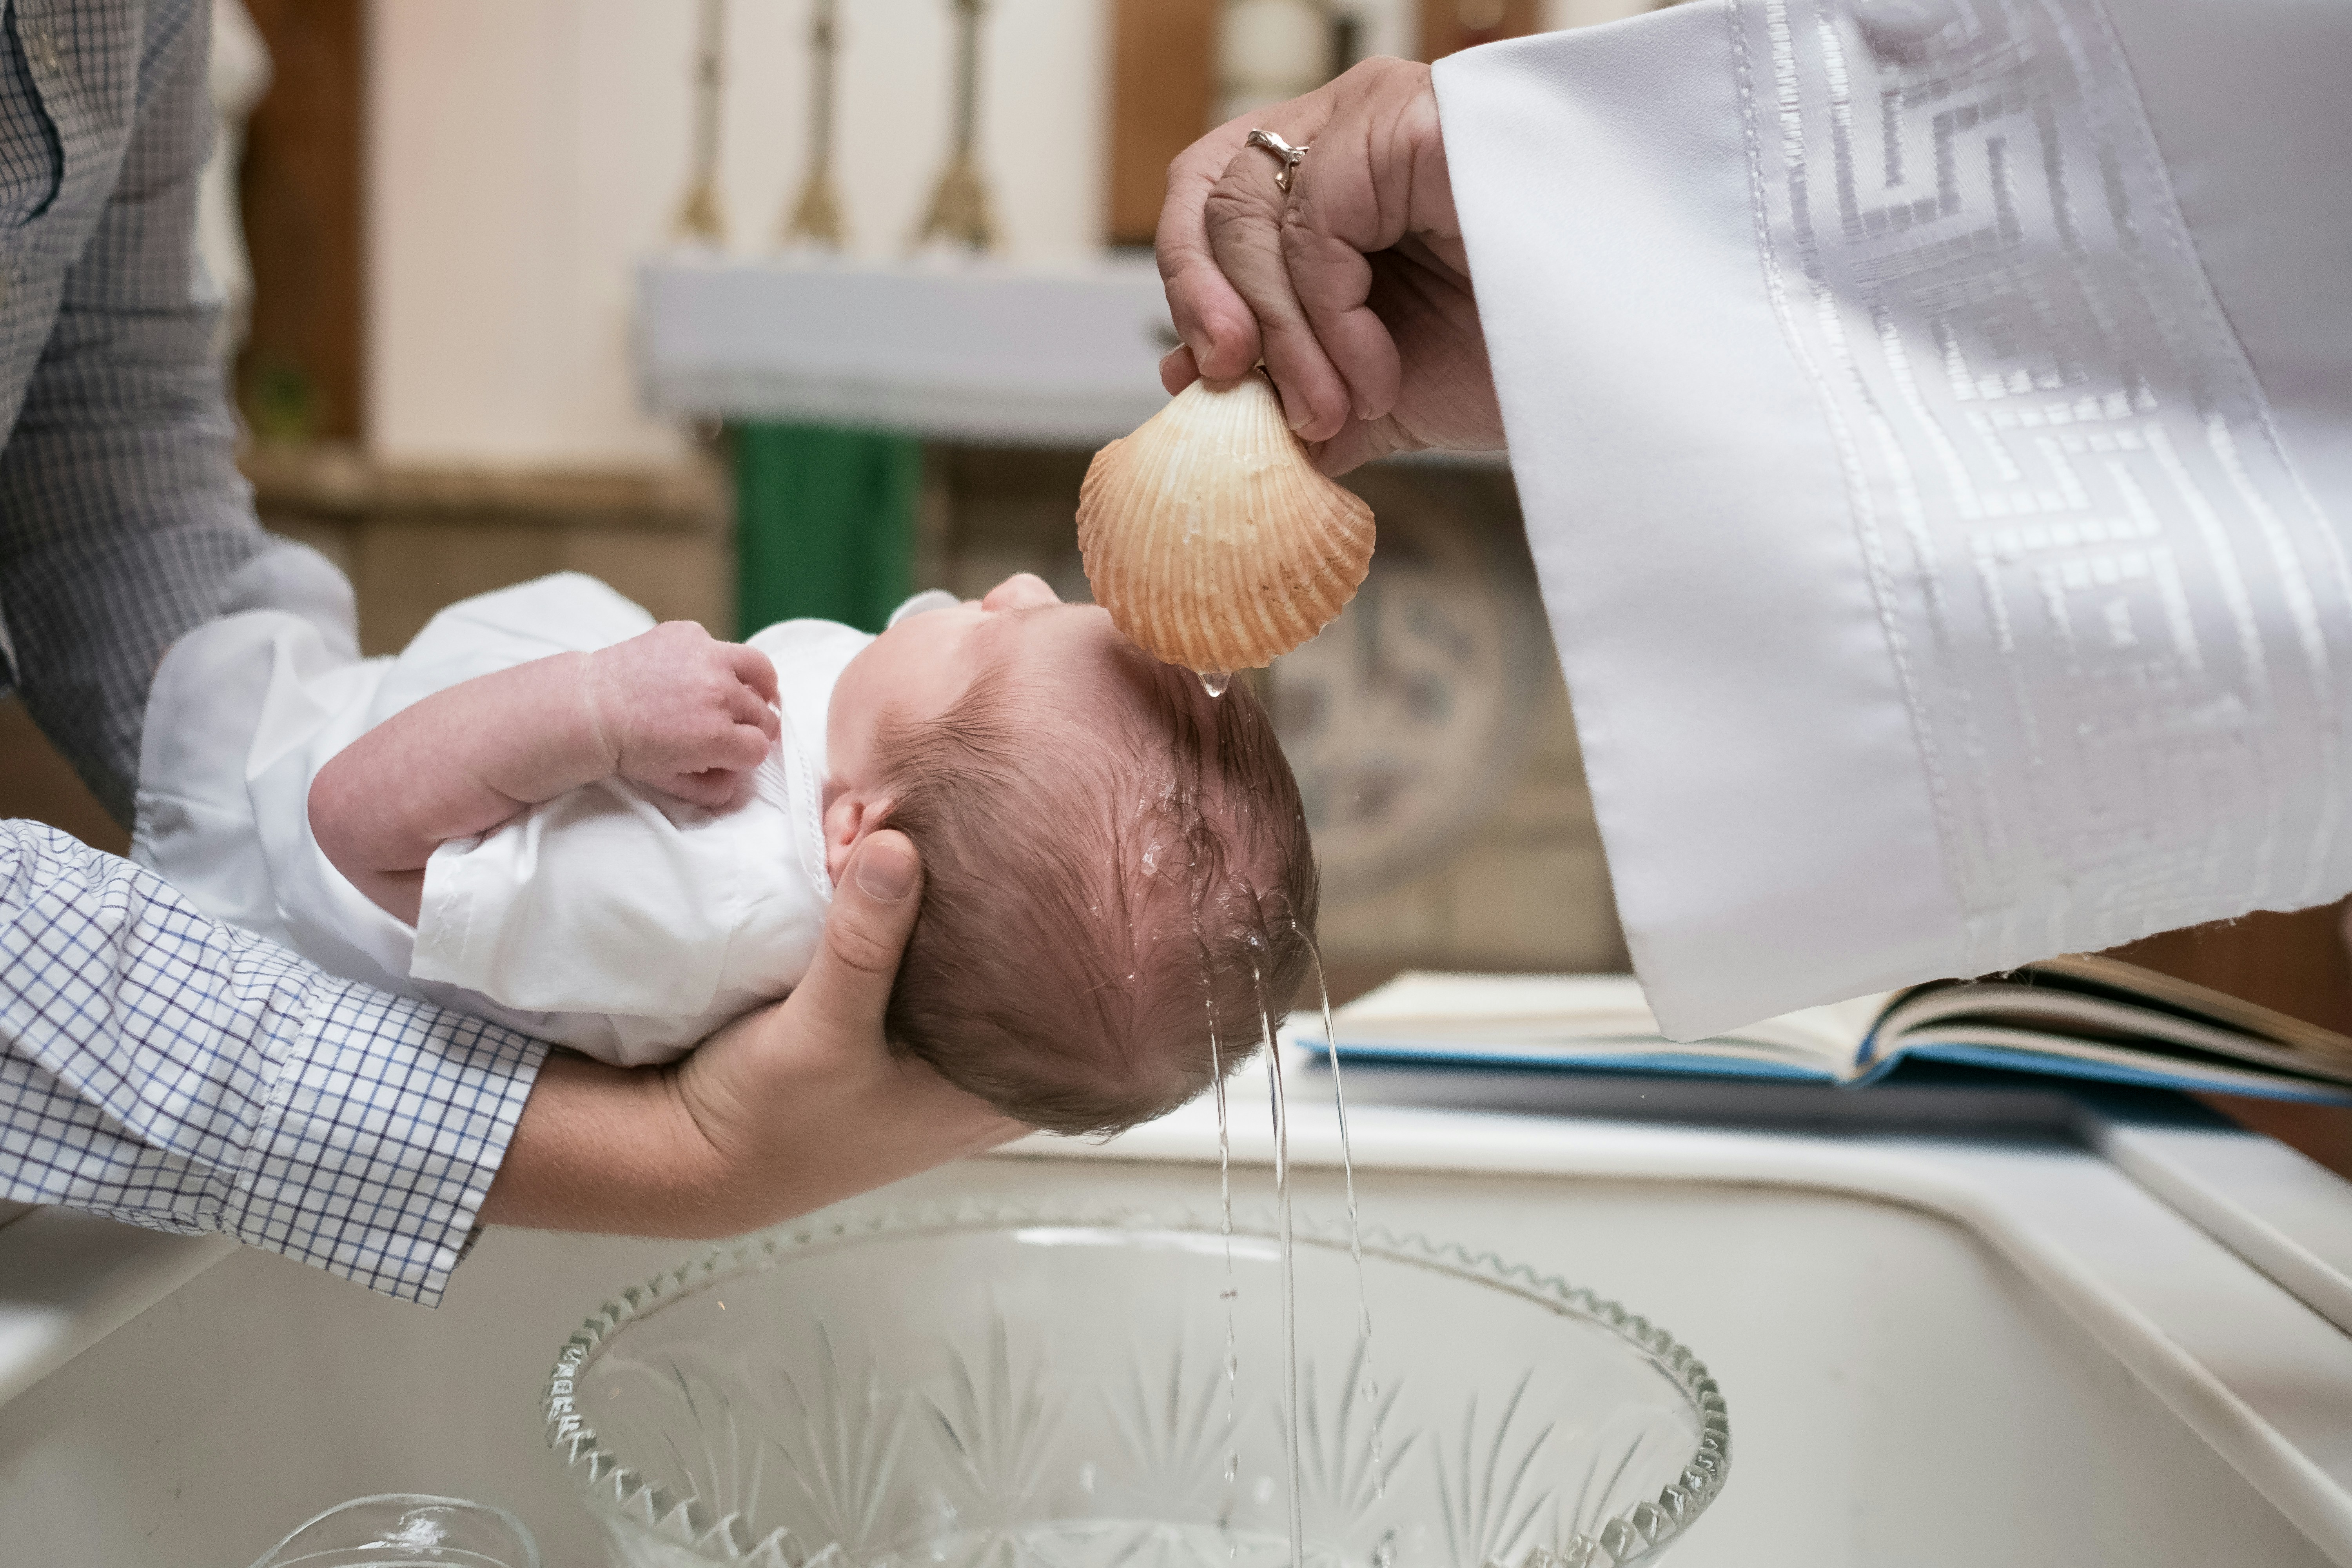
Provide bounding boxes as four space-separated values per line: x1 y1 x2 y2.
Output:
1077 372 1375 672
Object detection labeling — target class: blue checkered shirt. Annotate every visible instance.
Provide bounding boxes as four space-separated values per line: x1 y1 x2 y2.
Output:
0 1 548 1303
0 822 545 1303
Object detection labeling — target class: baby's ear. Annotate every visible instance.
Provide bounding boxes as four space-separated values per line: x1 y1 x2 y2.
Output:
822 791 897 885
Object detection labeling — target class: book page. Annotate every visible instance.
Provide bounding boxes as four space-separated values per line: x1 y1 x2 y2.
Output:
2030 955 2352 1069
1875 984 2352 1087
1306 972 1887 1077
1893 1027 2352 1100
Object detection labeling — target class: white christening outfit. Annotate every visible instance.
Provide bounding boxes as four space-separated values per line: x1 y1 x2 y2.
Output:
133 572 949 1065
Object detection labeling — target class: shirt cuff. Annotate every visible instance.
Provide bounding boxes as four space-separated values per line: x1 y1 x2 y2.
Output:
217 976 546 1306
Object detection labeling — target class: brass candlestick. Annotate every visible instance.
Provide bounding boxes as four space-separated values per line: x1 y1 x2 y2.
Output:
673 0 728 245
915 0 998 251
781 0 846 248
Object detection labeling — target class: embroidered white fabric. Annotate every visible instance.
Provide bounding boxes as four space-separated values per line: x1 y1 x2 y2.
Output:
1729 0 2352 967
1438 0 2352 1036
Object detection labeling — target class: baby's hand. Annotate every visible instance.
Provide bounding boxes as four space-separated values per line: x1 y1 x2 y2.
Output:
586 622 781 808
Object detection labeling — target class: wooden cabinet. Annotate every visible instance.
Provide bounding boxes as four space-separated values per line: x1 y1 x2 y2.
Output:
1107 0 1220 246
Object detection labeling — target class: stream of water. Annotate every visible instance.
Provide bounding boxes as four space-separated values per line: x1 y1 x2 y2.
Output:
1194 671 1375 1557
1303 932 1383 1495
1207 937 1379 1568
1208 1004 1240 1492
1257 963 1303 1568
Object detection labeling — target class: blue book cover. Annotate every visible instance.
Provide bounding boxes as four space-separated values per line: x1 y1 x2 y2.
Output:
1295 961 2352 1106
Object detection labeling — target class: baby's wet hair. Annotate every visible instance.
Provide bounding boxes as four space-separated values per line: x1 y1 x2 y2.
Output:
877 637 1318 1136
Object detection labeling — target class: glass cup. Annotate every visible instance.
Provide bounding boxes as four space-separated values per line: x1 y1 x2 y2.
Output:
247 1494 540 1568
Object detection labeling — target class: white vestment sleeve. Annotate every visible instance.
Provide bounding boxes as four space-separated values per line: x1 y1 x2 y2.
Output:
1434 0 2352 1039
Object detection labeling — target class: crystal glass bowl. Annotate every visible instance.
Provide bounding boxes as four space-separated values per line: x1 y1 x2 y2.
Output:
545 1204 1728 1568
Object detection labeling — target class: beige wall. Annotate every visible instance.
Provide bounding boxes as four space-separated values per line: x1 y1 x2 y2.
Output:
360 0 1644 473
367 0 1114 469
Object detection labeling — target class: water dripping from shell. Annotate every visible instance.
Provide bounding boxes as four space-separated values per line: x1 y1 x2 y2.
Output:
1200 670 1232 699
1208 1003 1239 1494
1301 926 1385 1497
1256 959 1304 1568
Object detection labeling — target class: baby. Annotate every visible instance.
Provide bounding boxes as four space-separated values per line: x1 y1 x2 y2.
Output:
134 567 1316 1135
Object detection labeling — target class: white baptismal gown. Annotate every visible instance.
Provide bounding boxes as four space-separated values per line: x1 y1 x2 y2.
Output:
131 572 916 1066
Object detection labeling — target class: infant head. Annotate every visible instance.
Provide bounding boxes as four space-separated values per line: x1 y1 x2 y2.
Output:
824 575 1318 1135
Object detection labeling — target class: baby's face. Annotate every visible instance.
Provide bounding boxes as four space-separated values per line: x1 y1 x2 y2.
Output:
823 574 1138 876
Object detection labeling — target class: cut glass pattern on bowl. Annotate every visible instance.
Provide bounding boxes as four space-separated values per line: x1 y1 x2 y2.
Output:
544 1203 1729 1568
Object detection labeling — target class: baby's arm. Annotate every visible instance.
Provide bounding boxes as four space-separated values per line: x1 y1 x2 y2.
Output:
310 622 780 925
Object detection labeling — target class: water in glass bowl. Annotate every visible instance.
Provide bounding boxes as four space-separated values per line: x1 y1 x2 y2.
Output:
546 1208 1728 1568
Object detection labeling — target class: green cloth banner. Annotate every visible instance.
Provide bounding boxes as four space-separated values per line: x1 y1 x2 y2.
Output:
734 423 921 635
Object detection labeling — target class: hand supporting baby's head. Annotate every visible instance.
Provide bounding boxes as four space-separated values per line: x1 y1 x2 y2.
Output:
832 594 1315 1136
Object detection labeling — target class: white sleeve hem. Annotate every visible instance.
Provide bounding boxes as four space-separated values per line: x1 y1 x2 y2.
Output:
409 835 485 989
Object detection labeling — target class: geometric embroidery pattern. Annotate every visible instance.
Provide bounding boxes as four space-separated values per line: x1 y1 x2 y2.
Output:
1730 0 2352 969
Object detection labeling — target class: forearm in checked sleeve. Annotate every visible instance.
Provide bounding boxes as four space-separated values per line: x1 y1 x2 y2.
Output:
0 821 546 1307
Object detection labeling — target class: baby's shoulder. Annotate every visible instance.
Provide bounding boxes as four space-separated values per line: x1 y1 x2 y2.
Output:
744 617 875 677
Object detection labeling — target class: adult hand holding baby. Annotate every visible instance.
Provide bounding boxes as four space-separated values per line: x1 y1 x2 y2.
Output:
481 829 1025 1236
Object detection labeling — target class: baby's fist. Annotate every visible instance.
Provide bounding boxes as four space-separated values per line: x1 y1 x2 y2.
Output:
586 622 781 808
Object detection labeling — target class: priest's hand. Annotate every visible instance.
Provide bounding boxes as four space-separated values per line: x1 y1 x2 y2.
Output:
479 831 1025 1237
1156 58 1504 475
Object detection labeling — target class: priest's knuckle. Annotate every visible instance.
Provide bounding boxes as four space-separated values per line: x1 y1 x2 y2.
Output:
1350 55 1426 97
1204 181 1274 241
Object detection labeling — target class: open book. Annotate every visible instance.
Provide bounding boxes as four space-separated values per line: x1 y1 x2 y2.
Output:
1295 956 2352 1103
